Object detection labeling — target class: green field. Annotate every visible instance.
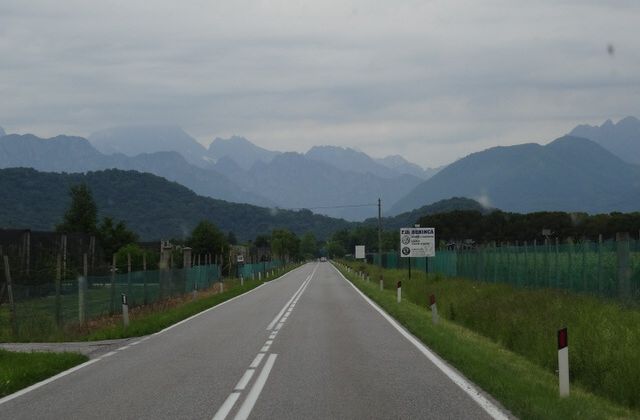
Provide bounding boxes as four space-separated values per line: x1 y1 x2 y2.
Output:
343 260 640 411
0 349 88 397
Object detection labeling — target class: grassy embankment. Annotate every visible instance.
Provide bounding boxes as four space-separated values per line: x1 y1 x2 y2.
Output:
1 264 301 342
0 349 88 397
336 260 640 419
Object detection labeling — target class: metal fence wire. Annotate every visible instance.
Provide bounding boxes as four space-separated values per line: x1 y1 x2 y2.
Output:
1 259 285 341
372 235 640 302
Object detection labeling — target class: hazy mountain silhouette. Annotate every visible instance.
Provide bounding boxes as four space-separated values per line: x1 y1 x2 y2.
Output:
207 136 280 170
0 134 273 206
243 152 422 220
89 125 210 168
390 136 640 215
569 116 640 165
0 127 5 137
375 155 441 179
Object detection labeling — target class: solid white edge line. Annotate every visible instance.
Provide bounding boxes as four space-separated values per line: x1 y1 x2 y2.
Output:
234 354 278 420
234 369 255 391
102 351 117 358
0 359 101 406
249 353 265 369
331 263 510 420
212 392 241 420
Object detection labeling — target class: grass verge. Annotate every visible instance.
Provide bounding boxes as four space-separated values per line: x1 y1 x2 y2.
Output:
0 349 88 397
335 262 638 420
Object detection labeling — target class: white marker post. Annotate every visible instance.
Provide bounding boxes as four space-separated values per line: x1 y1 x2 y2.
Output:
558 327 570 397
380 276 384 291
121 293 129 328
397 281 402 303
430 294 438 324
241 275 244 286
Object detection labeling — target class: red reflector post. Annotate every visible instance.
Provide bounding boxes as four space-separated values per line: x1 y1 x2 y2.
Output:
558 327 568 350
397 281 402 288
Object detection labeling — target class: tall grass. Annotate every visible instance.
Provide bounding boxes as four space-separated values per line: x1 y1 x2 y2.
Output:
345 260 640 410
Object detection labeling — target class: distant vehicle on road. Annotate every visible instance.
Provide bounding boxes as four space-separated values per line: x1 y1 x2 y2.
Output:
320 257 327 262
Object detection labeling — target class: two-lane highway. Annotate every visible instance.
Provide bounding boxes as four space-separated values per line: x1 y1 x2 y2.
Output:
0 262 509 419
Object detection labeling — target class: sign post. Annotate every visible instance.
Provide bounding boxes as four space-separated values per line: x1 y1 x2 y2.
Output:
400 228 435 283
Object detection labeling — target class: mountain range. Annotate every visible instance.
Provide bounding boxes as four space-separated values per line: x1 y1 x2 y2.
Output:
390 135 640 215
0 127 438 220
2 116 639 222
569 116 640 165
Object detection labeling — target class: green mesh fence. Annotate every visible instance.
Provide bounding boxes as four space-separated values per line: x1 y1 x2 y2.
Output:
372 238 640 302
237 260 283 279
1 264 222 340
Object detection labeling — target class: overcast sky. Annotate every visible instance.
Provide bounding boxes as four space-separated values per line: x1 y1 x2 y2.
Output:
1 0 639 167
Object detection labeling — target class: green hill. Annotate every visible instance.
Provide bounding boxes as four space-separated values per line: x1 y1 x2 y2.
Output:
0 168 353 240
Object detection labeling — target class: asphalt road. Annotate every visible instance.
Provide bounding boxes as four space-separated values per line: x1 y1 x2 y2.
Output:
0 262 509 419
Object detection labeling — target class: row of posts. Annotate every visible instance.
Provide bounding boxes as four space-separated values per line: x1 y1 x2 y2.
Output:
342 260 571 398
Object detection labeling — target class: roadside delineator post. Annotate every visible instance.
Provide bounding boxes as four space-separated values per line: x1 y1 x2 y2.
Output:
558 327 570 397
121 293 129 328
258 271 262 281
397 281 402 303
430 294 438 324
380 275 384 291
240 275 244 286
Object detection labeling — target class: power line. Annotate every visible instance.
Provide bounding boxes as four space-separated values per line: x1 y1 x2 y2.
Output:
285 203 378 211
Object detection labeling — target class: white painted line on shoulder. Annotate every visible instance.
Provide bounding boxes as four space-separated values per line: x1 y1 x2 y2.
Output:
117 345 131 351
0 359 101 406
212 392 241 420
260 345 270 352
274 322 284 331
331 264 510 420
264 340 273 346
249 353 265 369
102 351 117 358
234 369 255 391
234 354 278 420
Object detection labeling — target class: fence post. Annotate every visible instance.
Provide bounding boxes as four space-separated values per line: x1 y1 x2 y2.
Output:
55 253 62 327
143 252 148 305
616 232 631 300
110 254 117 314
555 238 560 289
127 253 132 303
79 253 87 324
3 256 18 336
597 234 603 295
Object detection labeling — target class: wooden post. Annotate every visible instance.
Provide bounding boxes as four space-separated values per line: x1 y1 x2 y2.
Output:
127 253 132 302
143 252 148 305
79 253 87 323
3 256 18 336
616 232 631 300
55 253 62 327
110 254 117 314
597 234 603 294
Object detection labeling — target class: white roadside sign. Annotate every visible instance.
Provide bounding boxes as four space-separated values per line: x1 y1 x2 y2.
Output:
355 245 365 259
400 227 435 258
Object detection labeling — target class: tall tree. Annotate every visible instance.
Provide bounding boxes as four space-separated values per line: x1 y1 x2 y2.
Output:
188 221 228 255
56 184 97 234
300 232 318 258
98 217 138 259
